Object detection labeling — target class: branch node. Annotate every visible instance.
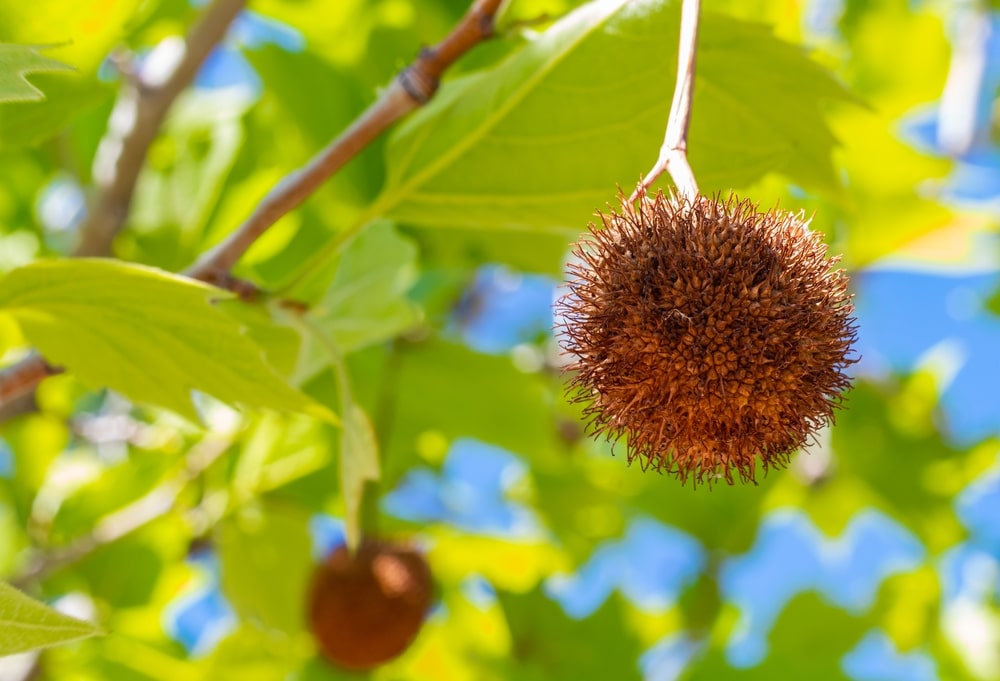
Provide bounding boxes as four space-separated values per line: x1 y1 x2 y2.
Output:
477 10 497 36
633 0 702 202
201 270 261 302
399 56 439 104
107 48 145 91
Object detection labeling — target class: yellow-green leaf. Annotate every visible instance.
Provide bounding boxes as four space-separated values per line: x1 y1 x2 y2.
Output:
0 581 102 655
0 259 334 423
0 44 73 102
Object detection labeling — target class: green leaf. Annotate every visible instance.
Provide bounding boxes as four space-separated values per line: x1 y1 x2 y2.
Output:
127 88 255 262
684 594 869 681
405 223 572 275
0 581 102 655
0 74 109 151
374 0 849 233
381 339 559 482
987 283 1000 318
496 589 644 681
0 413 69 521
340 403 379 551
829 2 955 266
201 624 306 681
0 0 142 148
0 44 73 103
74 540 165 610
217 504 314 635
295 219 420 380
311 219 419 351
0 259 333 423
829 380 987 553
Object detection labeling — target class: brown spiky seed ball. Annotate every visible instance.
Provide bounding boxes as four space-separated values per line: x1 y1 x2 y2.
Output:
558 191 857 485
307 539 432 670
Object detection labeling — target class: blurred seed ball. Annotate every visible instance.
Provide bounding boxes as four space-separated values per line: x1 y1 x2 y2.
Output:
307 538 432 671
557 190 858 485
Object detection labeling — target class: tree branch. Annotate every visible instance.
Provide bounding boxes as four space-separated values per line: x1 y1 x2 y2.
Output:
75 0 247 257
0 0 505 412
0 353 58 405
187 0 503 287
0 0 245 412
630 0 701 202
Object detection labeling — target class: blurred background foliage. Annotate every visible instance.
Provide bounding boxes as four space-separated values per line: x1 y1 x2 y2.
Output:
1 0 1000 679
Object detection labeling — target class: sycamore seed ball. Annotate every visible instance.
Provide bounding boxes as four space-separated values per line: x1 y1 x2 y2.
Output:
558 191 858 485
307 539 432 671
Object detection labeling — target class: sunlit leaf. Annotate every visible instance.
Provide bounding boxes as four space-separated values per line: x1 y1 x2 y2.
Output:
381 339 559 482
374 0 849 234
428 529 566 593
218 504 314 635
0 44 73 103
386 588 511 679
340 403 379 551
684 594 870 680
496 588 644 681
0 0 142 148
0 581 101 655
203 625 305 681
0 259 333 422
304 219 419 355
830 381 990 552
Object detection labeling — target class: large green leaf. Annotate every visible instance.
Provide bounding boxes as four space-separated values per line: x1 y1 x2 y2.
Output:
0 73 109 151
496 588 644 681
829 380 988 553
0 0 141 149
217 503 314 635
0 581 102 655
310 219 419 352
201 623 306 681
380 339 560 482
0 44 73 102
295 219 420 380
684 595 869 681
404 223 572 275
373 0 849 233
0 259 332 422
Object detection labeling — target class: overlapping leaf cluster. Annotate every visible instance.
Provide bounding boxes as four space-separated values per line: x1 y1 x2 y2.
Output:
0 0 995 680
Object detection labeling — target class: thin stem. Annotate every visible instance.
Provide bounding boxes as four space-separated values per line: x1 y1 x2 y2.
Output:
293 314 380 551
630 0 701 202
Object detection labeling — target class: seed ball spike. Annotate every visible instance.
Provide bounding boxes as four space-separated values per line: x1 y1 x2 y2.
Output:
557 189 858 486
307 538 432 671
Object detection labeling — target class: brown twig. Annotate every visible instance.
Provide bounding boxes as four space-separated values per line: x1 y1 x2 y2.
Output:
0 0 505 413
0 353 59 405
630 0 701 202
75 0 247 257
0 0 244 412
12 435 232 587
187 0 503 285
